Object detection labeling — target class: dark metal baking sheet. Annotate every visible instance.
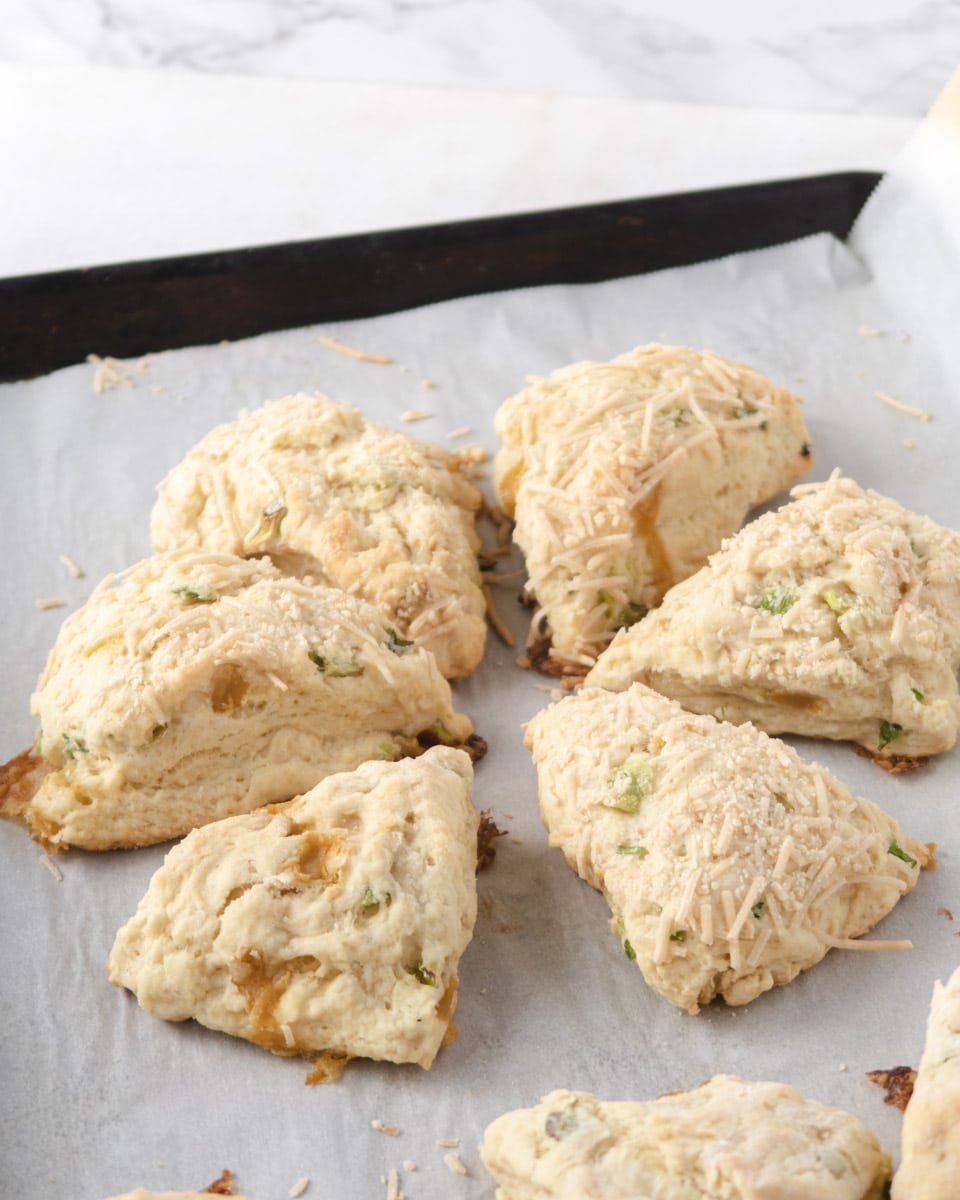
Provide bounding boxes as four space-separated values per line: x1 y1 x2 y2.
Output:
0 171 880 383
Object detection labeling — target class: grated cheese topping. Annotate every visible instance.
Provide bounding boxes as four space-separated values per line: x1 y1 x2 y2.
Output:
527 683 928 1013
150 394 486 679
493 344 811 665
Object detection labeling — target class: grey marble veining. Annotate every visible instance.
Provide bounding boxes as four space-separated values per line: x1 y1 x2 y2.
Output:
6 0 960 116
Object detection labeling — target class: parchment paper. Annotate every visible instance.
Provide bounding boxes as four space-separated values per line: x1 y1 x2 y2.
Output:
3 74 960 1200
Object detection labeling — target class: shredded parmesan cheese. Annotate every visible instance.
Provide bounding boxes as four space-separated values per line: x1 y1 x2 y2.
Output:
288 1178 309 1197
280 1022 295 1048
400 409 434 422
483 583 515 647
317 335 392 364
39 854 63 881
436 1138 460 1148
372 1119 400 1136
874 390 931 421
858 326 883 338
385 1168 402 1200
445 425 472 440
443 1152 468 1176
421 378 435 390
87 352 149 392
35 598 66 611
59 554 84 579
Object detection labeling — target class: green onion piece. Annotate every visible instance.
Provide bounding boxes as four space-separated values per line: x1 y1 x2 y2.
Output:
623 938 637 961
911 687 924 702
735 406 759 418
821 589 852 614
171 584 218 604
61 732 88 758
751 900 765 919
757 586 795 615
878 721 904 750
616 844 648 857
359 887 391 913
669 930 687 943
386 628 415 655
615 602 647 631
773 791 792 811
598 589 617 619
545 1102 582 1140
409 962 436 987
308 652 360 677
602 758 653 812
376 741 399 761
888 839 917 867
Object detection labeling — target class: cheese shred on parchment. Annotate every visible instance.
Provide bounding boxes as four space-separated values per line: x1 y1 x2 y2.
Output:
317 335 392 364
874 390 931 421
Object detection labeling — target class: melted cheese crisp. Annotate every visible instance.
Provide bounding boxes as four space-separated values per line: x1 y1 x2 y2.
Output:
105 1192 252 1200
108 748 478 1075
588 473 960 762
493 344 811 666
15 550 472 850
892 965 960 1199
480 1078 891 1200
526 685 928 1014
151 393 486 679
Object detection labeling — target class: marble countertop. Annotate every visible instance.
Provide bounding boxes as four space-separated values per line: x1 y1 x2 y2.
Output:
3 2 959 275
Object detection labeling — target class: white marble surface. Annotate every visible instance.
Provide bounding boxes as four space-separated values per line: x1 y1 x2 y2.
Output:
2 2 959 274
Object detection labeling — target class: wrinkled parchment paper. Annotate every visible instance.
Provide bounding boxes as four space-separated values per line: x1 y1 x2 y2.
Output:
3 71 960 1200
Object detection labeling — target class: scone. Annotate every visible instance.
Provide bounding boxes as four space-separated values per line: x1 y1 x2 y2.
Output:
480 1078 891 1200
108 748 478 1078
891 965 960 1198
493 344 811 667
1 550 474 850
150 393 486 678
587 473 960 766
526 684 928 1013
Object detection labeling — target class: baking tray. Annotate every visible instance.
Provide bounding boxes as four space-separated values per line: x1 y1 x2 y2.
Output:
9 169 935 1200
0 171 879 382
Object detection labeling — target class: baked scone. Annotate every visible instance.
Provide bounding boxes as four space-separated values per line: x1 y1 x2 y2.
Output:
493 344 811 668
480 1078 891 1200
891 965 960 1198
150 393 486 678
108 748 478 1077
587 474 960 766
526 684 928 1013
1 550 473 850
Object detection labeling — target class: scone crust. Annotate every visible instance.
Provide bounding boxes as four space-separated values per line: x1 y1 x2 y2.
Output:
493 344 811 664
23 550 471 849
526 684 927 1013
587 474 960 760
481 1077 891 1200
892 965 960 1199
150 393 486 678
108 747 478 1070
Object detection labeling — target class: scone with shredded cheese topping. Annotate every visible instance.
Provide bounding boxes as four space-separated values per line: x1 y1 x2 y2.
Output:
493 344 811 668
150 393 486 678
2 550 473 850
526 684 928 1013
891 964 960 1199
108 748 478 1078
587 474 960 765
480 1078 891 1200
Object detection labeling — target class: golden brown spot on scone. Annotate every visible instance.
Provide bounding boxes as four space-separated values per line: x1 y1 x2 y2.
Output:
632 482 673 594
209 662 250 712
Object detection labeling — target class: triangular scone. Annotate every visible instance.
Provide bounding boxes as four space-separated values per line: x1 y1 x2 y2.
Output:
587 474 960 765
891 965 960 1199
493 344 811 667
481 1079 891 1200
150 393 486 678
1 550 474 850
526 685 928 1014
108 748 478 1077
